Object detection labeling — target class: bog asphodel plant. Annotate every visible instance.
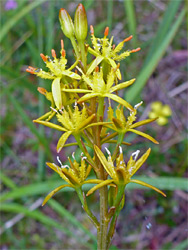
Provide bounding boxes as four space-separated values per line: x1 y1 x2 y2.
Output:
26 4 166 249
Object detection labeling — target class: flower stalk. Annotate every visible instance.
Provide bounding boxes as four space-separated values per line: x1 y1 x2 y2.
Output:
26 3 166 249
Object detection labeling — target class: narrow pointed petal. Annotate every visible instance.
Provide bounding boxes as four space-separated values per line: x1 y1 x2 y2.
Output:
87 56 103 75
57 131 72 153
62 70 81 79
110 78 135 93
85 121 113 129
86 179 114 196
130 179 166 197
62 88 91 93
84 179 103 184
129 148 151 176
88 47 100 57
128 129 159 144
77 93 99 103
107 58 121 80
33 120 67 132
52 78 62 110
130 118 157 129
94 145 117 179
42 184 72 206
77 114 96 130
106 93 134 112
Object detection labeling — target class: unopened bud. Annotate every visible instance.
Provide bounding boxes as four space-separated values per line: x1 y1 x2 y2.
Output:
59 8 74 38
74 3 88 41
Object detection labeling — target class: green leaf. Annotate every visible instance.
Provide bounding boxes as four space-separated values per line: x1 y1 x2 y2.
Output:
0 203 93 248
126 8 185 102
48 199 97 243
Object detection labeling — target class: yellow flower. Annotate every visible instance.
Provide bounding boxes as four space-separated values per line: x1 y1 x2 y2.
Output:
105 101 159 144
87 26 140 80
87 145 166 198
42 156 101 206
34 104 110 152
63 67 135 112
26 40 81 109
149 101 172 126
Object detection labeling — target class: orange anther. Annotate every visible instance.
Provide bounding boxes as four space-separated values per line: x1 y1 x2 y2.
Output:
51 49 56 58
124 35 133 43
61 49 66 57
90 25 94 35
61 39 64 49
112 44 116 50
131 47 141 53
37 87 47 95
26 67 36 74
104 27 109 37
95 66 99 72
40 53 47 62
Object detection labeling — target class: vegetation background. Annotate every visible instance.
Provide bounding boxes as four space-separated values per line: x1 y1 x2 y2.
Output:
1 0 187 249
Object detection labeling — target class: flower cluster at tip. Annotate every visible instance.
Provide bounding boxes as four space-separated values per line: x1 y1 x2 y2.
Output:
26 3 166 207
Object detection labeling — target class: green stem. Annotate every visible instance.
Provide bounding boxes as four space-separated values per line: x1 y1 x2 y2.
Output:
70 36 79 59
78 40 87 72
97 97 104 121
76 188 99 229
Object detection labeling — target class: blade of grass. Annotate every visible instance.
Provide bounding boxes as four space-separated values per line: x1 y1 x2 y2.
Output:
0 0 47 43
1 177 187 202
123 0 137 45
107 0 113 32
0 173 17 190
48 199 97 244
125 8 185 102
5 90 51 157
0 203 93 248
144 0 183 66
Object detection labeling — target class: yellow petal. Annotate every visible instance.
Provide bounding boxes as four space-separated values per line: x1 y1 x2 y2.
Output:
52 77 62 110
130 118 157 129
33 120 67 131
77 93 99 103
157 117 168 126
42 184 72 206
110 78 135 93
129 148 151 176
162 105 172 116
87 56 104 75
129 179 166 197
151 101 162 111
105 93 134 112
128 128 159 144
57 131 72 153
77 114 96 130
94 145 117 179
86 179 114 196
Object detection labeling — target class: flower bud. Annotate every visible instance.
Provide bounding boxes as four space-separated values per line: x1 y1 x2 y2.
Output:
59 8 74 38
74 3 88 41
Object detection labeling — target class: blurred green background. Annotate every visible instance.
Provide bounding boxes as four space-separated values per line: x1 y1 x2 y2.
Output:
0 0 187 249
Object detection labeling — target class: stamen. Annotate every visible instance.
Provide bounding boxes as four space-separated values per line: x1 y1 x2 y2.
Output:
105 147 111 156
57 156 63 167
104 27 109 37
72 152 75 160
61 39 64 49
50 107 58 113
37 87 47 95
51 49 56 58
132 150 140 161
90 25 94 35
112 44 116 50
134 101 143 109
124 35 133 43
62 165 69 169
81 152 84 156
40 53 47 62
95 66 99 72
119 146 123 154
61 49 66 57
82 156 87 160
26 66 37 74
131 47 141 53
